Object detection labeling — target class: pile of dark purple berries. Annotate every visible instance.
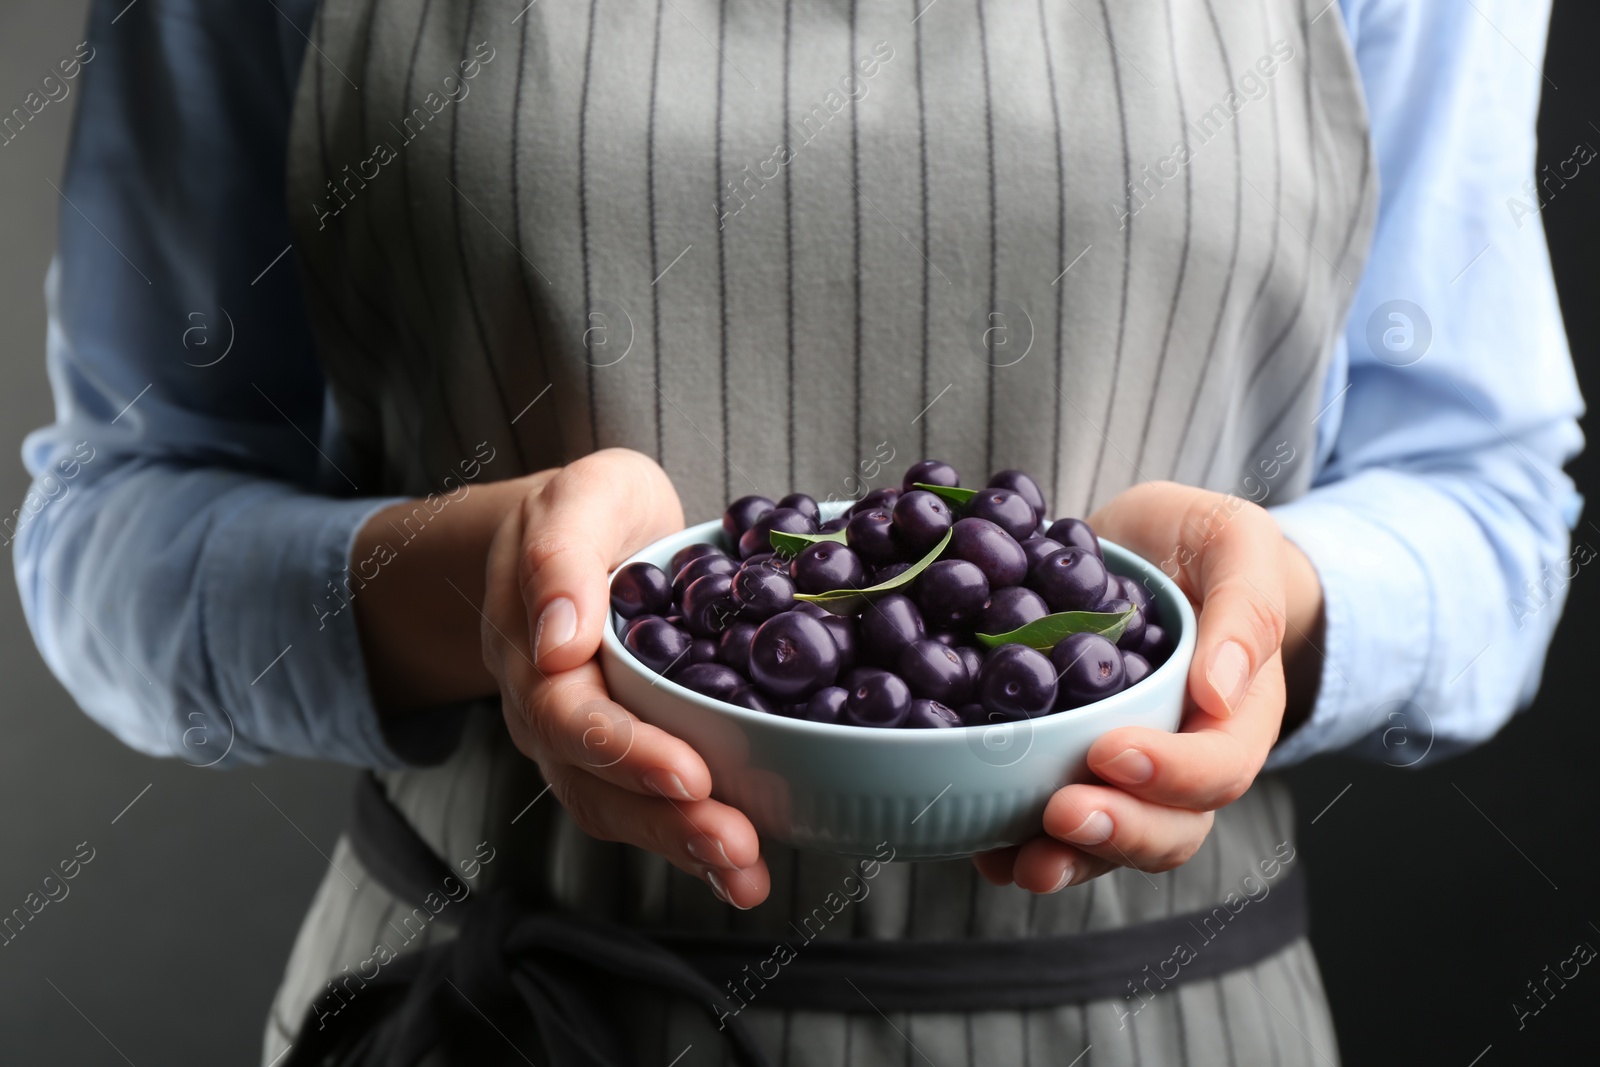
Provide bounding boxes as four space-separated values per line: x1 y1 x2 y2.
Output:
610 460 1175 729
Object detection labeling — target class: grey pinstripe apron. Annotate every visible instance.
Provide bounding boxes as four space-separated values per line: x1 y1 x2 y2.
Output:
266 0 1375 1062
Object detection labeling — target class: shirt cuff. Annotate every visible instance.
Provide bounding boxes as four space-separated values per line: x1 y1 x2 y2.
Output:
198 486 425 768
1264 478 1436 769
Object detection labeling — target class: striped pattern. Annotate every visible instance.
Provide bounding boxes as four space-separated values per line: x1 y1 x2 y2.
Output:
265 0 1373 1062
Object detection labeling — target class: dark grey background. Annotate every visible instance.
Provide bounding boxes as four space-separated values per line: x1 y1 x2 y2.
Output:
0 2 1593 1064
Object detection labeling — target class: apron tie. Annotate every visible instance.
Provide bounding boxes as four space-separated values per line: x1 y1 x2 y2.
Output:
447 889 520 1011
284 772 1309 1064
282 775 771 1067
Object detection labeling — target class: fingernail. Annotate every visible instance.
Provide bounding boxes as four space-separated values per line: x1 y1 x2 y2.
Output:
705 869 732 904
705 869 749 909
1099 748 1154 785
1207 640 1251 715
643 769 693 801
1063 810 1113 846
687 834 735 868
533 596 578 667
1048 865 1075 893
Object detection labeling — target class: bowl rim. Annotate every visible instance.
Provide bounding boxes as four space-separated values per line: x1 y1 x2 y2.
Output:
601 506 1198 743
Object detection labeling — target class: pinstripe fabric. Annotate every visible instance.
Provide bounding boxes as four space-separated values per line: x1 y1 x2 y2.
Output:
264 0 1373 1063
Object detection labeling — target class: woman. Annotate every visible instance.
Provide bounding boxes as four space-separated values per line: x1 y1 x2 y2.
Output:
17 0 1580 1063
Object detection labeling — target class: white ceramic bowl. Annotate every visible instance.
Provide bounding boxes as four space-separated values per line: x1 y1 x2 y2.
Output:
600 505 1196 860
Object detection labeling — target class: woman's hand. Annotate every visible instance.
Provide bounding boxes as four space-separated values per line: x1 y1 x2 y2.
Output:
481 449 771 908
973 480 1325 895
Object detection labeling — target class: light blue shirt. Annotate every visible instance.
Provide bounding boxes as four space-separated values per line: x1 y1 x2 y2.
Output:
13 0 1583 770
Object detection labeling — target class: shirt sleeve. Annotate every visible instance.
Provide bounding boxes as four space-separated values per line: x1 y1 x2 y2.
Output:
11 0 425 768
1264 0 1585 768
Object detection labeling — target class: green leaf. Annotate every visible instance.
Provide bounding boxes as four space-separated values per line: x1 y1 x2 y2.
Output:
976 604 1138 651
792 529 953 615
912 482 978 507
768 527 849 556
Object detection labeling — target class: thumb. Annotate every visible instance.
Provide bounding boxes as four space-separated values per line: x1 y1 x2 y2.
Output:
1088 483 1288 721
1187 503 1288 720
517 449 684 675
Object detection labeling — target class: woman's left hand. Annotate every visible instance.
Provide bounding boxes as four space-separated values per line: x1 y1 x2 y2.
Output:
972 480 1325 894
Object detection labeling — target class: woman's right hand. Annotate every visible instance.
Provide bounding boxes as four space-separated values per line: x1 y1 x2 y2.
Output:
481 448 770 908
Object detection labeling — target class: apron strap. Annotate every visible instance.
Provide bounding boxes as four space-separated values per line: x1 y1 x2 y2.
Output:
283 773 774 1067
657 867 1308 1012
288 772 1308 1063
